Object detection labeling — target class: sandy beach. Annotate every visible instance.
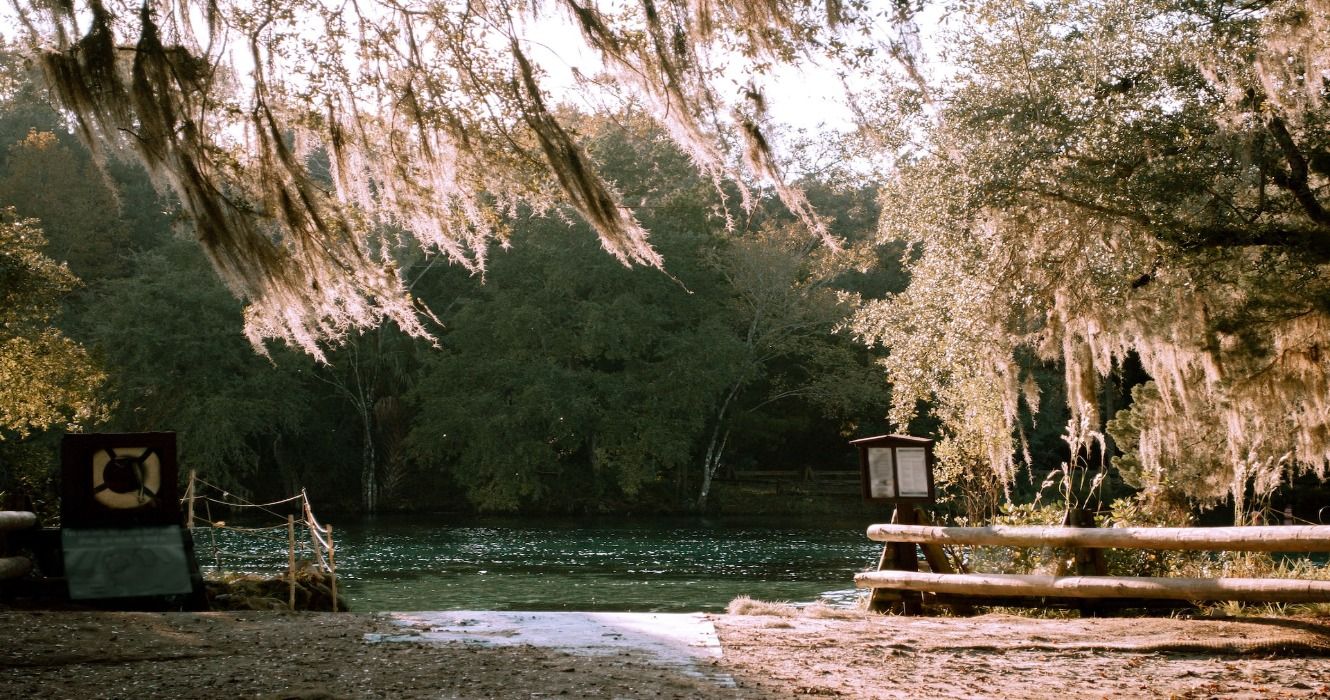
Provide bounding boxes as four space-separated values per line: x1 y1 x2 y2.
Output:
3 607 1330 698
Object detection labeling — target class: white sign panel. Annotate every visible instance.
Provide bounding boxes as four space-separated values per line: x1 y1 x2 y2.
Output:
895 447 930 498
62 526 193 599
867 447 895 498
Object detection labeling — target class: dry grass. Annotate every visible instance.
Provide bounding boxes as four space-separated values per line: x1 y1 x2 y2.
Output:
726 596 863 620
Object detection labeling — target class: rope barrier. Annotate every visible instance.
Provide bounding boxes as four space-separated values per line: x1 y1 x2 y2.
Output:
182 471 340 611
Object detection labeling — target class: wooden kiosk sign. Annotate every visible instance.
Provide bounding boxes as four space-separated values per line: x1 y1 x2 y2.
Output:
851 434 954 613
851 434 936 504
60 432 205 609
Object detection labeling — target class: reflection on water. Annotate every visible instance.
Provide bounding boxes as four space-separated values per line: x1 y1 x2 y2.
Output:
193 514 882 612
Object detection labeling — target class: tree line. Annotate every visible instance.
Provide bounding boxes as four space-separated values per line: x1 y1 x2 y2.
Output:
6 0 1330 526
0 53 903 515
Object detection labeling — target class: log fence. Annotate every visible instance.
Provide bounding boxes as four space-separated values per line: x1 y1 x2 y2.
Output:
858 507 1330 614
0 510 37 581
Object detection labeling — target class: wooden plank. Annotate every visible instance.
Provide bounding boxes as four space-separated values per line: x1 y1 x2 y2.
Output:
913 509 974 616
866 524 1330 552
924 592 1196 611
855 570 1330 603
913 509 957 575
0 511 37 532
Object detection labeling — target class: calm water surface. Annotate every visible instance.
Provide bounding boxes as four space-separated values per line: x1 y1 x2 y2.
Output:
196 514 883 612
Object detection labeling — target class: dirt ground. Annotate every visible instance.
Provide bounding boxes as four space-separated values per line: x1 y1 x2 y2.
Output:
3 608 1330 699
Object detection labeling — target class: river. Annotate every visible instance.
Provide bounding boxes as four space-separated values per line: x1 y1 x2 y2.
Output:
195 514 884 612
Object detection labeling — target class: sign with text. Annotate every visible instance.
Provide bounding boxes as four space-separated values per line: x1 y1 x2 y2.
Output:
62 526 194 600
850 435 936 504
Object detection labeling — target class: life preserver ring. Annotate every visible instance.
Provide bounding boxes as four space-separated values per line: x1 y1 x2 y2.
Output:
90 447 161 509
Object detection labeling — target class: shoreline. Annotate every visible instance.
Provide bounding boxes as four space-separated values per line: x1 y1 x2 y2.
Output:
4 607 1330 698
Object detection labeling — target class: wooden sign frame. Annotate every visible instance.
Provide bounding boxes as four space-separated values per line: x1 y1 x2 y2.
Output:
61 432 182 529
851 434 936 504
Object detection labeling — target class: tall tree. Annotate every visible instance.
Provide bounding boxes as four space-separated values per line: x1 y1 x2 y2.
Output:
0 130 129 282
0 210 105 441
407 114 891 513
852 0 1330 518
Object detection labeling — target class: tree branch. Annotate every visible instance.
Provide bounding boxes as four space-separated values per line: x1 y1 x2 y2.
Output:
1266 113 1330 227
1174 224 1330 263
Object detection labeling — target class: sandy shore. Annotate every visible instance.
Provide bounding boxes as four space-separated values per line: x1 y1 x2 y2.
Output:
3 608 1330 698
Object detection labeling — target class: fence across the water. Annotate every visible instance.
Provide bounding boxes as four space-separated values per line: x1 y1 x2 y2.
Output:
182 473 339 611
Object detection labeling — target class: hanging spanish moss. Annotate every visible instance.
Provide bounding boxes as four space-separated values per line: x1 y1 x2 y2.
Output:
12 0 852 354
853 0 1330 521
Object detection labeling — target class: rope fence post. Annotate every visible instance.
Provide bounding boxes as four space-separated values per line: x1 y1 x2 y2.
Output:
204 499 221 570
184 470 196 528
287 514 297 611
302 493 328 572
184 480 338 611
326 524 338 613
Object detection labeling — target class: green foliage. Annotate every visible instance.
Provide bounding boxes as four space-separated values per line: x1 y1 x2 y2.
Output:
73 240 315 495
0 50 892 516
964 501 1067 576
406 195 735 511
0 211 105 440
0 130 129 282
854 0 1330 519
405 115 892 513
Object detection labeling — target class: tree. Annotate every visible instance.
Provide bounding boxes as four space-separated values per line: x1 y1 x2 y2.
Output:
406 214 727 512
74 239 316 497
11 0 856 355
693 220 885 509
405 114 892 513
0 210 105 441
0 130 129 282
852 0 1330 519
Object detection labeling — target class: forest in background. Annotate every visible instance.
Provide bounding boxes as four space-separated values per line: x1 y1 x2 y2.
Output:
0 46 937 516
3 0 1330 528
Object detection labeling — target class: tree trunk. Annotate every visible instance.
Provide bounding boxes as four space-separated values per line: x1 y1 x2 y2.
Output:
696 382 740 511
696 428 729 512
360 406 378 514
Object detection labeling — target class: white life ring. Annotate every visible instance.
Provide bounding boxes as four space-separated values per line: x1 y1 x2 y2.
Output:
90 447 161 510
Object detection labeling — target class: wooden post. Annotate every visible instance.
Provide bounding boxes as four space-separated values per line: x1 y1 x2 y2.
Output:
303 497 328 571
913 508 973 616
204 500 222 570
868 506 923 614
326 525 338 613
184 470 196 528
1062 508 1108 617
287 514 297 611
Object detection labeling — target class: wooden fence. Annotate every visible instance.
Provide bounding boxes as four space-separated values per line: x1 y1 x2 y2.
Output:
0 510 37 581
182 474 340 611
857 512 1330 614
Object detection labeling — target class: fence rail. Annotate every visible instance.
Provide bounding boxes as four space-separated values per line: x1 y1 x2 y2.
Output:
858 512 1330 612
865 523 1330 552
